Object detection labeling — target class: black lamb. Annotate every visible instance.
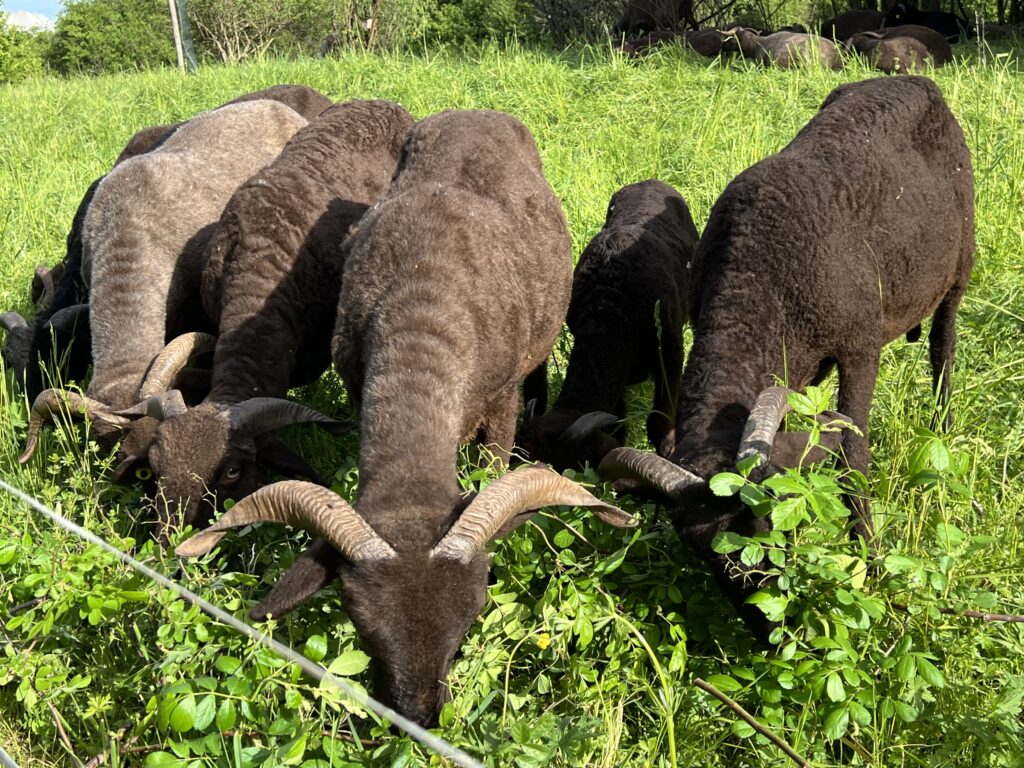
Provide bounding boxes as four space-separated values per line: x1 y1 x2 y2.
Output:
119 99 415 538
599 76 974 640
175 109 636 727
517 179 697 471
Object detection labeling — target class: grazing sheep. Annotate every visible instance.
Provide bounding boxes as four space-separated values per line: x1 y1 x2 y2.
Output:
726 28 844 69
19 100 309 464
176 109 637 727
118 100 415 536
884 1 970 42
847 31 934 73
599 77 974 640
517 179 697 471
4 85 333 404
820 9 883 40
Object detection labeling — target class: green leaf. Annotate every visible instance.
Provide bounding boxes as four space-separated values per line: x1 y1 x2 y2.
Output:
303 634 327 663
216 699 237 731
823 705 850 740
193 694 216 731
892 700 919 722
144 752 187 768
328 650 371 677
704 674 742 693
552 528 575 549
770 497 806 531
164 693 196 733
826 672 846 703
711 531 747 554
895 654 917 683
710 472 745 497
916 656 946 688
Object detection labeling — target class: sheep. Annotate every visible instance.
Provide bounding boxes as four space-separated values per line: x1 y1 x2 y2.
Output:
852 24 953 66
516 179 697 472
615 0 693 36
598 76 974 640
846 31 934 73
884 1 970 42
175 109 638 727
19 99 310 464
726 28 843 69
4 85 333 403
820 9 883 41
115 99 416 537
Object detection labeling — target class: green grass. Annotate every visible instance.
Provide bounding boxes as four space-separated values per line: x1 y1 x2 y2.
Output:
1 40 1024 767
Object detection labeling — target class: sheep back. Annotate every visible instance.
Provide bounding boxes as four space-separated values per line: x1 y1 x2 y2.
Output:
83 100 308 408
201 99 414 402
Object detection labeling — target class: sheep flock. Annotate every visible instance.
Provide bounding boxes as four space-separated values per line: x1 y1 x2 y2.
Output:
0 22 984 733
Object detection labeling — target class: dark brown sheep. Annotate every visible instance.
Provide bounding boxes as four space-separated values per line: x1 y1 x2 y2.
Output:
176 109 636 727
820 9 883 40
120 100 415 537
516 179 697 471
847 31 934 72
600 77 974 640
856 24 953 66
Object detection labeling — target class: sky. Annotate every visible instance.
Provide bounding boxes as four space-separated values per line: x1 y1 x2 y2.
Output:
1 0 60 28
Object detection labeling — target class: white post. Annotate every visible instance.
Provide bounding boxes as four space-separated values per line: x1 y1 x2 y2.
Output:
168 0 185 71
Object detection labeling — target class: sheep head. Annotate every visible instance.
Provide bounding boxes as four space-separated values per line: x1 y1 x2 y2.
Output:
176 465 636 726
516 407 621 472
1 311 32 381
121 396 351 542
597 387 852 642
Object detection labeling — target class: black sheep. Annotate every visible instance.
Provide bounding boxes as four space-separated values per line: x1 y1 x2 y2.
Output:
820 9 883 40
517 179 697 471
600 77 974 640
846 30 935 73
120 100 415 538
853 24 954 66
884 1 970 42
175 110 636 727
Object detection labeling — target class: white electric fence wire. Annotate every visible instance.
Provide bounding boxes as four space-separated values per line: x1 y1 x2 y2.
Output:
0 478 484 768
0 746 19 768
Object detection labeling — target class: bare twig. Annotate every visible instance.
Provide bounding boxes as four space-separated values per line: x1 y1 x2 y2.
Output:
694 677 812 768
46 701 84 768
892 602 1024 623
83 726 135 768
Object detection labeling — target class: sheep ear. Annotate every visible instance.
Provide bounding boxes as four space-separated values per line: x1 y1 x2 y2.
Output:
249 539 344 621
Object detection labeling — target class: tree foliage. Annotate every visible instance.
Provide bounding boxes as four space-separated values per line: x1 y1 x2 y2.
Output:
0 15 49 83
48 0 176 75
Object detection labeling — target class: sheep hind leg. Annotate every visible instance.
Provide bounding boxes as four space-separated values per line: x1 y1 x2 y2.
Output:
836 352 880 545
928 284 966 432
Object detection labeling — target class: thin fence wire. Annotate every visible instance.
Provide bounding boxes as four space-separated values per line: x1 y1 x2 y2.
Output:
0 746 19 768
0 477 485 768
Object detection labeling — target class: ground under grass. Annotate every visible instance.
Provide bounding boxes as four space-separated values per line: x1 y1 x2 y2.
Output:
1 41 1023 767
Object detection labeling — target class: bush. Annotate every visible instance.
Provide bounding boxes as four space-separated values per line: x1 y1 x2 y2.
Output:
48 0 176 75
0 16 49 83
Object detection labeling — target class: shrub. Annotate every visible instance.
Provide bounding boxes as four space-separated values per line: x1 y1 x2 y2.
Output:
47 0 175 75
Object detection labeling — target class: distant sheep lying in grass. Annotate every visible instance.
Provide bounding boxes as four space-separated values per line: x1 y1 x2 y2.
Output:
725 28 843 69
119 100 415 537
846 31 934 73
600 76 974 640
517 179 697 471
176 109 636 727
850 24 953 67
19 99 309 463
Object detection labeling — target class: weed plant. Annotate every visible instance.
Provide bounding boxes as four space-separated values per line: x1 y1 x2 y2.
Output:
0 41 1023 767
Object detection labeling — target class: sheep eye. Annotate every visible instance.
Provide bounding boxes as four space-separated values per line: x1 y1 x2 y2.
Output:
223 466 241 483
134 467 153 481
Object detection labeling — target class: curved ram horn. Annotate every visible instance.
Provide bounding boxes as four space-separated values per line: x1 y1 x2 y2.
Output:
175 480 396 562
226 398 354 437
0 312 28 332
736 386 793 470
561 411 619 443
597 446 705 499
523 398 538 425
139 332 217 399
19 389 130 463
431 464 636 564
44 304 89 335
115 390 188 421
32 266 56 309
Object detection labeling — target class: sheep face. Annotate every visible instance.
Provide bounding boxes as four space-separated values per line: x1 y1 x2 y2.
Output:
0 315 32 381
338 552 489 727
147 405 261 537
516 408 621 472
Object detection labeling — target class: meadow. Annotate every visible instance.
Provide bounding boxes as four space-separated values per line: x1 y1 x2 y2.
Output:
1 39 1023 767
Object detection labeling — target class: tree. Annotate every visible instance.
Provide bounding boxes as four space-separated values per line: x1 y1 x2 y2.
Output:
0 14 49 83
48 0 176 75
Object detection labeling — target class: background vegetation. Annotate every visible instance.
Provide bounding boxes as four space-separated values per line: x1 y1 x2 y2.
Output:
1 38 1023 768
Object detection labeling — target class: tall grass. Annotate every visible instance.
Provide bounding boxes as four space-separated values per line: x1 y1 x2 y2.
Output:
1 42 1023 766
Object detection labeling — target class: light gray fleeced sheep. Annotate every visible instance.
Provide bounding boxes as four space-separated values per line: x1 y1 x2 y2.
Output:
19 99 309 463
